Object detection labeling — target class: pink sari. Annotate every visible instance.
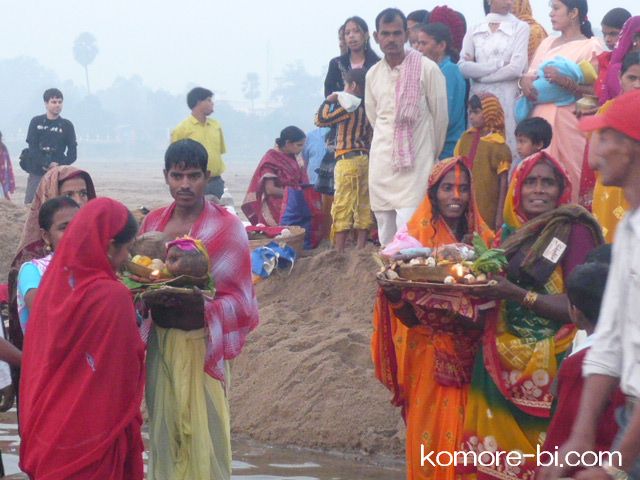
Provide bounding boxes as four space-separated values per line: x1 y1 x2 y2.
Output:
528 36 604 203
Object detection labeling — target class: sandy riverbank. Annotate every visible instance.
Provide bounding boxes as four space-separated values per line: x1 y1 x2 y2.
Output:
0 158 405 461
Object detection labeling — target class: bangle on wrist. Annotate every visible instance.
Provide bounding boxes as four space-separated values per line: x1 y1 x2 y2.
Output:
522 291 539 309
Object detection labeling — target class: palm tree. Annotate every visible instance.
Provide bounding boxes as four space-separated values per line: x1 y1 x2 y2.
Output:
242 72 260 114
73 32 99 94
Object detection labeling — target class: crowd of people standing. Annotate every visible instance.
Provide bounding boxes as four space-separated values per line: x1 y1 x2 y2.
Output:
1 1 640 479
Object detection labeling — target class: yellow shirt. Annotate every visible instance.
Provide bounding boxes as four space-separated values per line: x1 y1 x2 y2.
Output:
171 115 226 176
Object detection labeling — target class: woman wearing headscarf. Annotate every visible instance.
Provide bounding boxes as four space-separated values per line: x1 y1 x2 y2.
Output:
459 0 530 156
19 197 144 480
7 165 96 351
429 5 467 54
511 0 548 63
598 15 640 103
460 152 603 480
374 157 494 480
454 93 512 230
241 126 308 227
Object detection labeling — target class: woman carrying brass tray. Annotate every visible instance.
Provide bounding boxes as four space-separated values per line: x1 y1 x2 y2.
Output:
373 156 495 480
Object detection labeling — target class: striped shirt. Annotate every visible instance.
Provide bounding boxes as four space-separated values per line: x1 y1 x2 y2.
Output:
314 101 372 157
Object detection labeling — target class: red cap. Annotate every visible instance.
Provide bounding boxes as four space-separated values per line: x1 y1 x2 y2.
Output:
580 89 640 141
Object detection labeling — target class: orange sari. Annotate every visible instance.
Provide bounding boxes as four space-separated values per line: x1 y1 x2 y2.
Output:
372 158 494 480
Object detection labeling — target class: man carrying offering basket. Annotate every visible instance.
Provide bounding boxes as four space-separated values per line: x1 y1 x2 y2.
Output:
138 139 259 480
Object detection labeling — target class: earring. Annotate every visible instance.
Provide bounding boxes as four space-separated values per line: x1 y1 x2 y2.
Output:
44 243 52 253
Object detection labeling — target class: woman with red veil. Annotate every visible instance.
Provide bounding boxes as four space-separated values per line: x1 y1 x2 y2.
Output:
19 197 145 480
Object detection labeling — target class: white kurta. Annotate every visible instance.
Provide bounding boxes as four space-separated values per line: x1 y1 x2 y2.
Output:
365 56 448 211
459 13 530 155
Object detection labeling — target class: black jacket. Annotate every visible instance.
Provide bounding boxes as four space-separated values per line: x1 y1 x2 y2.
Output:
25 114 77 173
323 49 380 97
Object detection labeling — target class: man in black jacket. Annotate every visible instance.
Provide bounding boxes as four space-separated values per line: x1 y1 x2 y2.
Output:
23 88 77 204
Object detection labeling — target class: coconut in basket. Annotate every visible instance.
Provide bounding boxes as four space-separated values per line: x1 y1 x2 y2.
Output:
146 236 212 330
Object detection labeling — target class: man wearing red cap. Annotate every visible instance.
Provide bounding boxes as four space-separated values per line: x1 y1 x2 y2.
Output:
540 89 640 480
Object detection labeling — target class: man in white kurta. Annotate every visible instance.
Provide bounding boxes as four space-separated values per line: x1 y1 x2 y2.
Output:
366 8 448 246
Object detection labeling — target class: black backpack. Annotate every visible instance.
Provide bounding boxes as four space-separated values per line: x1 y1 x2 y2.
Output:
19 148 47 175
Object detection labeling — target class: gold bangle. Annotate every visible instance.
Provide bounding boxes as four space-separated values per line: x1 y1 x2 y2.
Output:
522 291 539 309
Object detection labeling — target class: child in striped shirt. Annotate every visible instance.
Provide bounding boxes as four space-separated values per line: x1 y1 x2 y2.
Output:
315 68 373 252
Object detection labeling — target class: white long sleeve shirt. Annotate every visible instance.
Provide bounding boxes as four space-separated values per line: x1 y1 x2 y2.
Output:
583 208 640 397
458 13 530 155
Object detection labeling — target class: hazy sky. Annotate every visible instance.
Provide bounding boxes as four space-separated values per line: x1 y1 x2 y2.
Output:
2 1 637 106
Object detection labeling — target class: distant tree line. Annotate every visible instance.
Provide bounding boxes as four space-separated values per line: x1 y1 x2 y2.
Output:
0 56 324 164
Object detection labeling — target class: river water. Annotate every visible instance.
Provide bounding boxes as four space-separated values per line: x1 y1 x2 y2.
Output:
0 410 404 479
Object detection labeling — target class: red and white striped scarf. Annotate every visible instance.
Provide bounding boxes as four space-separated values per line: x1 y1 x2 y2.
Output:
140 201 259 384
393 50 423 172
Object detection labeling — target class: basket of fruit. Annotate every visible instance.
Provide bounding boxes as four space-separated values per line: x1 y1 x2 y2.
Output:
121 233 213 293
376 234 507 293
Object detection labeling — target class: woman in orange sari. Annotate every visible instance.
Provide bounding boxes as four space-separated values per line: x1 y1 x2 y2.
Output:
372 157 494 480
460 152 603 480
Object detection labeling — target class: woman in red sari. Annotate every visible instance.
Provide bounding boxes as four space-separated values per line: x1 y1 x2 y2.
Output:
241 126 308 226
19 197 145 480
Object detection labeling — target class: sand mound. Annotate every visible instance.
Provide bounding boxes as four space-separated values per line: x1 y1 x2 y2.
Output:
1 195 407 457
0 200 28 281
230 247 405 456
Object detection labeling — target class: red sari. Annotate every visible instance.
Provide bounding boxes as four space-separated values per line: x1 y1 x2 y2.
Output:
241 148 308 226
19 198 145 480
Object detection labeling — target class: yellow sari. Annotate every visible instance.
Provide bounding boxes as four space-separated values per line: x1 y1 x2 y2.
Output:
590 100 629 242
146 327 232 480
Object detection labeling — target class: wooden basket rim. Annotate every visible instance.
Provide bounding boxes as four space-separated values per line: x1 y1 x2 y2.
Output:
248 225 306 250
376 272 495 292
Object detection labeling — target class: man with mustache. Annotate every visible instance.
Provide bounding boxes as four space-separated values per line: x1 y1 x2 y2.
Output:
139 139 259 480
540 89 640 480
365 7 448 246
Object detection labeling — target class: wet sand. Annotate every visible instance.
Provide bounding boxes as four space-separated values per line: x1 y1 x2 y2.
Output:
0 411 404 479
